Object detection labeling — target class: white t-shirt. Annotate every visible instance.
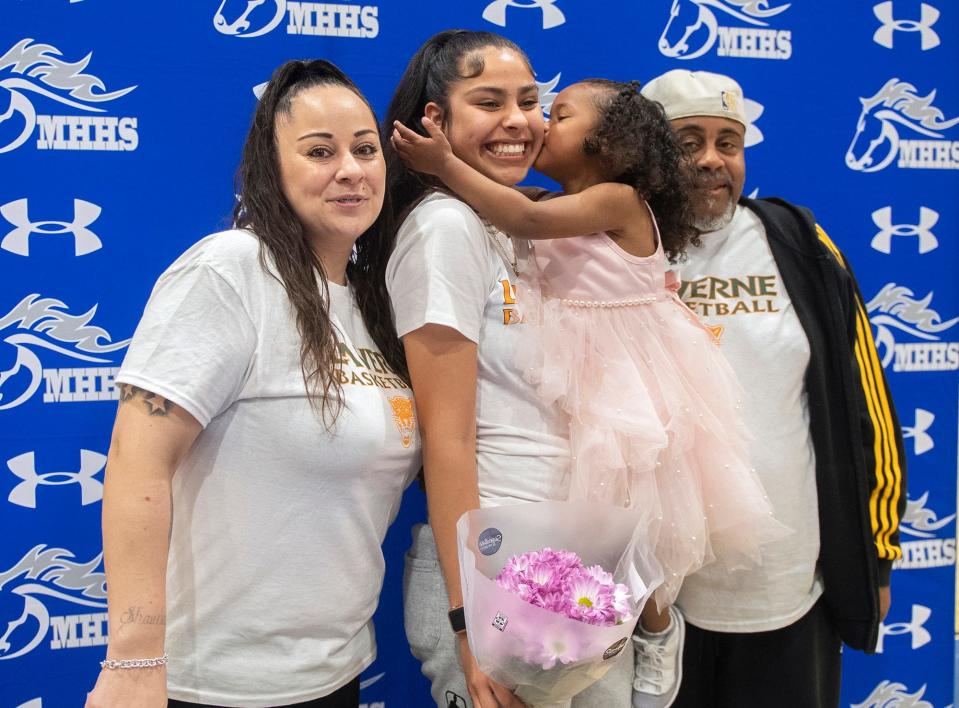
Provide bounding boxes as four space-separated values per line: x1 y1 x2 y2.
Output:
117 230 420 706
675 205 822 632
386 192 570 506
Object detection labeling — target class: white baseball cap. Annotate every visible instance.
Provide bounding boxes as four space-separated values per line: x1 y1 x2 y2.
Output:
642 69 747 127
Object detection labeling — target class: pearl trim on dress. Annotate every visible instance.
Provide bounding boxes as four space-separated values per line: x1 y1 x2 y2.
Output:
560 295 660 308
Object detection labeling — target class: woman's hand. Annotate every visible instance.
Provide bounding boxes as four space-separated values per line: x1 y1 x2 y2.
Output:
85 667 167 708
391 117 455 178
458 634 527 708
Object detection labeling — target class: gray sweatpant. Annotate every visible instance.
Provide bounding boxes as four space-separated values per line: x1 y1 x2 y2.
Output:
403 524 635 708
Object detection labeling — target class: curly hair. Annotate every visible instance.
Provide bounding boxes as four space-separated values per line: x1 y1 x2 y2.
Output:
579 79 699 262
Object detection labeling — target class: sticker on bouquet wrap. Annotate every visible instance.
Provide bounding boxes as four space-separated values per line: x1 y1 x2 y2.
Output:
492 611 509 631
478 528 503 556
603 637 628 660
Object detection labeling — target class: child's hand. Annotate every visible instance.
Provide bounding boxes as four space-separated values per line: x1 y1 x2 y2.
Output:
391 117 454 177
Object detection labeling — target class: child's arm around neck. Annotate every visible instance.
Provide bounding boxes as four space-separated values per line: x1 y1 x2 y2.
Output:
392 118 655 254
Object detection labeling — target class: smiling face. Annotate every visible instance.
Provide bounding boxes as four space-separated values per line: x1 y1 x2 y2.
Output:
274 84 385 251
671 115 746 232
533 83 604 186
426 47 544 186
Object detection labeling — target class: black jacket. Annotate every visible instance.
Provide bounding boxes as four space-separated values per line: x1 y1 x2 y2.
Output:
745 197 906 652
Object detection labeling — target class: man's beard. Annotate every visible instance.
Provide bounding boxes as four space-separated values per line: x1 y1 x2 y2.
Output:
693 198 736 233
691 170 737 233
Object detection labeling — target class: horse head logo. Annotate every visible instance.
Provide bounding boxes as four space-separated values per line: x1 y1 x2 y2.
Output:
658 0 790 60
0 545 107 661
0 294 130 410
0 39 135 153
902 491 955 539
866 283 959 368
536 72 561 115
214 0 287 37
846 78 959 172
852 680 933 708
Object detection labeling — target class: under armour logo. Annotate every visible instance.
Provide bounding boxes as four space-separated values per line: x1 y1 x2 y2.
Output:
874 2 941 50
445 692 468 708
871 206 939 254
483 0 566 29
903 408 935 455
6 450 106 509
876 604 932 653
0 198 103 257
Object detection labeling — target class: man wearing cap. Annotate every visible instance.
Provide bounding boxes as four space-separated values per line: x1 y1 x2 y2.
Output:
629 70 906 708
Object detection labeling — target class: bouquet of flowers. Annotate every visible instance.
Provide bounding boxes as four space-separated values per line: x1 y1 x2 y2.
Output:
496 548 632 633
457 500 662 707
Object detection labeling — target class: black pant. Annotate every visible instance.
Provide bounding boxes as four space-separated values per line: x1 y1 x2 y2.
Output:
168 676 360 708
673 599 842 708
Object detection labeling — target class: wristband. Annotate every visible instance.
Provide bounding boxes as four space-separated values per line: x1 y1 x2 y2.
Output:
448 606 466 634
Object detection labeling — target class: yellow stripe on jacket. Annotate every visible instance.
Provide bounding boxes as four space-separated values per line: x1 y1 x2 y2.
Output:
816 225 903 561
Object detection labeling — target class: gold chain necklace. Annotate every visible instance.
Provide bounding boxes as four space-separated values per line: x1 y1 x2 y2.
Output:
481 218 520 277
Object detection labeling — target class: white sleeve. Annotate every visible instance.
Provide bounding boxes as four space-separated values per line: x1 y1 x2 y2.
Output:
117 262 256 427
386 199 492 343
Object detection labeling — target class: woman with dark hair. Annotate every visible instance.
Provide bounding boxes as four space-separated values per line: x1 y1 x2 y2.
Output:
384 31 635 708
85 60 419 708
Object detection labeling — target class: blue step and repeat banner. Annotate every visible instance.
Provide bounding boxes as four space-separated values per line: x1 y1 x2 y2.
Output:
1 1 957 706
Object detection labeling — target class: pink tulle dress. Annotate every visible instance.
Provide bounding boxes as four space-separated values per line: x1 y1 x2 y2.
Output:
516 212 788 606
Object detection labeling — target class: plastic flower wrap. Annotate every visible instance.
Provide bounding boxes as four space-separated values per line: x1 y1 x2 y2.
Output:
457 500 662 707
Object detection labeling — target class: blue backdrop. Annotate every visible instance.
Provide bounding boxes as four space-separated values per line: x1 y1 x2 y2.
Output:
1 1 956 706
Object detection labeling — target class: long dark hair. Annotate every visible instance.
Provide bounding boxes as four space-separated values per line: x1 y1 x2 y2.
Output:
580 79 699 262
383 30 532 222
233 59 407 424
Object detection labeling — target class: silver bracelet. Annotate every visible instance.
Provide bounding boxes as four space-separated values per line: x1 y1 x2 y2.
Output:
100 652 168 669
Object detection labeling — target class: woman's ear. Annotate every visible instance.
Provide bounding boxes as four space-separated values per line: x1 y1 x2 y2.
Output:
424 102 445 129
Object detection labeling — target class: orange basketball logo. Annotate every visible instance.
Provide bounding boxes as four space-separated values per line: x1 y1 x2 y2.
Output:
388 396 416 448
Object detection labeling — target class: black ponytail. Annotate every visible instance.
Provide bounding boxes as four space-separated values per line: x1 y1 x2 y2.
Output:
580 78 699 263
383 30 532 221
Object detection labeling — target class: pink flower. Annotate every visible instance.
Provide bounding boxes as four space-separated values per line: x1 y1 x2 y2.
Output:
495 548 631 627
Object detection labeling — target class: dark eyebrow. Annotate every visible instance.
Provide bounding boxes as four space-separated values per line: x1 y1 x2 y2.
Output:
464 86 507 98
463 83 538 98
298 128 377 141
718 127 745 139
675 125 705 135
298 131 333 141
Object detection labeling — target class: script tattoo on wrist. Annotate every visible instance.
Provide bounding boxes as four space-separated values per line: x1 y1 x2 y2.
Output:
118 384 175 416
117 606 166 634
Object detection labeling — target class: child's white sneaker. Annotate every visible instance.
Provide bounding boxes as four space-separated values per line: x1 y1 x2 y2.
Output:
631 606 685 708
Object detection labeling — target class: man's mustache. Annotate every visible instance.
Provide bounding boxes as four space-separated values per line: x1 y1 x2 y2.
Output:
694 172 733 190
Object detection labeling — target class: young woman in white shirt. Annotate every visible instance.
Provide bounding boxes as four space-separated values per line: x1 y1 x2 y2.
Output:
384 31 634 708
86 60 420 708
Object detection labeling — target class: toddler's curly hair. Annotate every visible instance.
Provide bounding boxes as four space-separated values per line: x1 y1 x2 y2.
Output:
579 79 699 262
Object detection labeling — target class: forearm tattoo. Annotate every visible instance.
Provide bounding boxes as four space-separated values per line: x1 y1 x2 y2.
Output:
115 605 166 637
118 384 176 416
120 605 165 628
